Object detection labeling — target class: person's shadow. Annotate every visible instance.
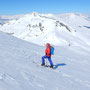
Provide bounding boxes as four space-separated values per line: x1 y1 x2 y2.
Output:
54 63 66 69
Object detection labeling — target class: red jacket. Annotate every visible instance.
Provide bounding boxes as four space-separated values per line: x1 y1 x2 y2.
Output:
45 43 51 57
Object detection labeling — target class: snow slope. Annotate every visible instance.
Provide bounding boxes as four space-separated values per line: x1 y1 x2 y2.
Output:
44 13 90 45
0 30 90 90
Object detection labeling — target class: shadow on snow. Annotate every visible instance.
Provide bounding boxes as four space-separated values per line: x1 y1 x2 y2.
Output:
54 63 66 69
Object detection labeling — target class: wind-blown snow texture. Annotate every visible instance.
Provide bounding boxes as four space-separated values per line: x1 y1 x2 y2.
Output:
0 13 90 90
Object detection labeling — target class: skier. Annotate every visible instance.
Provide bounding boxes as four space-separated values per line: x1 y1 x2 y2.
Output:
41 43 54 68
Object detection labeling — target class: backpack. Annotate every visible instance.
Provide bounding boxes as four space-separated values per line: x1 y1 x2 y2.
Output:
50 46 54 55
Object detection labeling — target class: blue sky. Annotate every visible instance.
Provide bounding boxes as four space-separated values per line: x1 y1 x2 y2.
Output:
0 0 90 15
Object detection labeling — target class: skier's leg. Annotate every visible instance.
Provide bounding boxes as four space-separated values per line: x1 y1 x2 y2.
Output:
48 57 53 66
42 55 48 64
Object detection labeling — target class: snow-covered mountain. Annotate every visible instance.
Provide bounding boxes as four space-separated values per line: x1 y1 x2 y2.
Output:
0 12 90 46
0 12 90 90
0 30 90 90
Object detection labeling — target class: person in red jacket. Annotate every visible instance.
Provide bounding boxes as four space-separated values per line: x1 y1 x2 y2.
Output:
41 43 53 68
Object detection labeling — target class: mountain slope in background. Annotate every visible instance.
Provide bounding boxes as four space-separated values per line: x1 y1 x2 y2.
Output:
0 31 90 90
0 12 90 46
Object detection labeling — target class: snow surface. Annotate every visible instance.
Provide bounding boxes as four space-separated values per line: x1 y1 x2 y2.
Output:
0 30 90 90
0 12 90 90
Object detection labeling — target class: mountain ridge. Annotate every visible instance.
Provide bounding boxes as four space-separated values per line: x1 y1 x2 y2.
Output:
0 12 90 46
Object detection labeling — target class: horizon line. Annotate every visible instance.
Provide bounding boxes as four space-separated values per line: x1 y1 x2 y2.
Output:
0 12 90 16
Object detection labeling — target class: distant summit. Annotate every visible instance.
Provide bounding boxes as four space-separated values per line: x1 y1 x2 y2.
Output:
31 12 39 17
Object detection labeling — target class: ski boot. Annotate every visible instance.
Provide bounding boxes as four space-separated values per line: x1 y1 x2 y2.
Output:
50 65 54 68
41 63 45 66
